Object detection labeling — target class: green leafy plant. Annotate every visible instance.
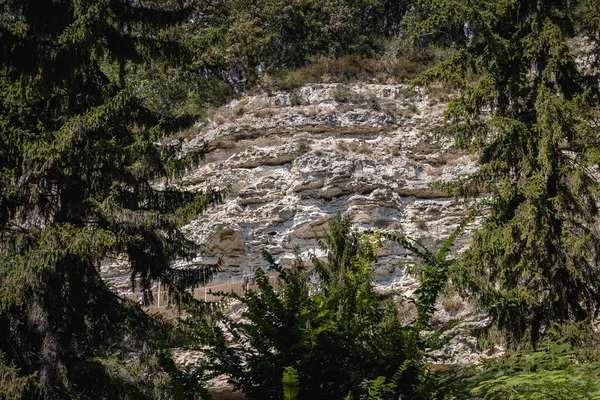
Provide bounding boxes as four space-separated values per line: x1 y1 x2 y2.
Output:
184 210 487 399
282 367 300 400
466 345 600 399
185 214 430 399
427 320 600 399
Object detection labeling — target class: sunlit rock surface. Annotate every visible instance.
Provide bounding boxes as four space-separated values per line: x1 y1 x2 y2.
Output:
174 83 478 289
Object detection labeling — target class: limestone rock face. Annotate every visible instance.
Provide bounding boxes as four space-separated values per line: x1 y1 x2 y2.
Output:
146 84 491 377
176 83 478 288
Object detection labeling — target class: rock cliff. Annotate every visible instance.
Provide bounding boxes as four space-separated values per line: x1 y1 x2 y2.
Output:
119 83 496 376
174 83 478 290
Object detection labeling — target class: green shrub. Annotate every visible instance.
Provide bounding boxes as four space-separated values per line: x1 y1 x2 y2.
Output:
180 208 485 400
280 71 307 91
185 215 430 400
282 367 299 400
330 85 354 102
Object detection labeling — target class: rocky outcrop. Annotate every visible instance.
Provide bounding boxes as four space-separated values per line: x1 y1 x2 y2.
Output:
150 86 494 381
174 83 477 289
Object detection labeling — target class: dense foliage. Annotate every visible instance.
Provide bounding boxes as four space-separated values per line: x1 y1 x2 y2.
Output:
415 0 600 345
468 347 600 399
438 322 600 400
182 213 479 400
0 0 223 398
184 216 420 399
133 0 424 115
4 0 600 398
188 0 416 83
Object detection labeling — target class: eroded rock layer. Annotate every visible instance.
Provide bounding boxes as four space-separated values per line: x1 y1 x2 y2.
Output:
173 83 477 289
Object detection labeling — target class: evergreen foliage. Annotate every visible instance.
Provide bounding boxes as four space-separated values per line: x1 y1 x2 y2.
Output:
6 0 600 396
414 0 600 345
185 0 416 85
381 200 484 331
0 0 223 397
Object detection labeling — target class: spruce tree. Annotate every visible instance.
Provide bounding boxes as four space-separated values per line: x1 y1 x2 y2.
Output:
414 0 600 345
0 0 222 397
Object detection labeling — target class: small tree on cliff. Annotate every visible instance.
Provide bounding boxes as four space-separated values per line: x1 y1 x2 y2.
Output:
414 0 600 345
0 0 222 397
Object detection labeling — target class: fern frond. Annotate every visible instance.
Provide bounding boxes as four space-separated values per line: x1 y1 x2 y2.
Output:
282 366 300 400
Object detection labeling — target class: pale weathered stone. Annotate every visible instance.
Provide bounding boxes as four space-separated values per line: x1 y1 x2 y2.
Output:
176 83 477 289
105 83 479 297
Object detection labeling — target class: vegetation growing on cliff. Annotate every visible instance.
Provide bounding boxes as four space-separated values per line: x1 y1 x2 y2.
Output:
183 215 445 400
3 0 600 398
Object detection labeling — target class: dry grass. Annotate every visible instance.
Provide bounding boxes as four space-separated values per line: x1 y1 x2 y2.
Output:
233 99 248 115
427 123 445 137
254 107 277 118
416 151 470 168
381 103 400 116
425 166 443 176
336 141 349 152
298 106 320 117
212 114 226 125
260 51 442 93
336 140 371 153
401 102 419 118
170 125 199 142
348 140 370 153
287 55 431 86
373 219 390 228
290 90 308 106
330 85 354 103
210 99 250 125
306 125 386 135
444 155 473 167
330 86 381 109
258 73 276 94
210 96 284 122
404 159 420 170
425 82 454 103
441 296 464 316
413 218 428 231
336 103 355 113
158 106 219 143
389 143 401 156
365 90 381 110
